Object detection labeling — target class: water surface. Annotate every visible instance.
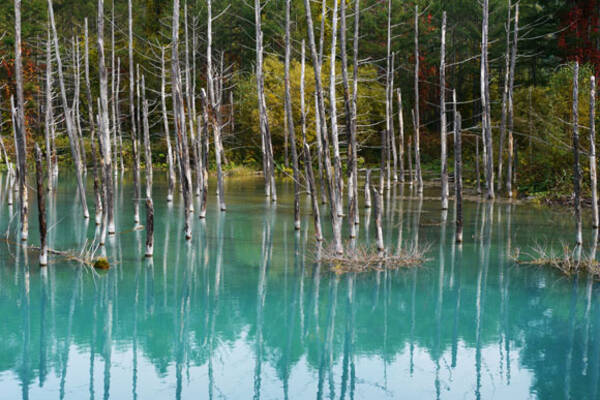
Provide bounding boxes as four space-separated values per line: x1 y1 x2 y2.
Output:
0 174 598 399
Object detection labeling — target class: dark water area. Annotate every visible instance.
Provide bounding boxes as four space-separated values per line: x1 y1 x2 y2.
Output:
0 174 599 399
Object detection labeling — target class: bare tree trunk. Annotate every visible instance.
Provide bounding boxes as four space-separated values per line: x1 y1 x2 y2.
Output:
573 62 582 246
498 0 512 192
481 0 494 199
44 26 54 192
440 11 449 210
73 38 87 176
199 89 209 218
303 0 343 254
161 47 176 203
414 5 423 193
476 136 482 195
314 93 326 204
389 52 397 185
14 0 29 241
255 0 276 201
141 75 154 257
340 0 358 238
115 58 124 175
98 0 115 235
385 0 394 186
372 187 384 253
364 169 372 208
351 0 360 225
172 0 194 240
35 144 48 265
300 41 323 241
453 91 463 243
506 4 519 198
590 75 598 229
47 0 89 220
397 89 405 182
128 0 141 225
85 19 103 226
408 137 413 185
285 0 300 230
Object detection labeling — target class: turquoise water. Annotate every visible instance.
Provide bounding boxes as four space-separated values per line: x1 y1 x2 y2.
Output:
0 174 599 399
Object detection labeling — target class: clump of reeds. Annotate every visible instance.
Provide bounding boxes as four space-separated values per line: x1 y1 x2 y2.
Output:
318 242 431 274
511 242 600 277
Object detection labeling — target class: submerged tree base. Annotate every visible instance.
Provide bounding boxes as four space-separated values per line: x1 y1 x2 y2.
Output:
511 242 600 278
318 242 430 274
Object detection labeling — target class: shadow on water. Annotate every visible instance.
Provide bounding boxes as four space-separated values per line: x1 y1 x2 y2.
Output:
1 176 600 398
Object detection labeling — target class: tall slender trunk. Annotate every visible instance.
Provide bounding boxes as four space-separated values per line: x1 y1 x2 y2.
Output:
14 0 29 241
161 47 176 203
351 0 360 224
476 136 482 194
481 0 494 199
302 0 343 254
47 0 89 220
199 89 209 218
35 144 48 265
590 76 598 229
128 0 141 225
506 4 519 198
385 0 394 185
329 0 344 220
172 0 194 240
498 0 512 192
414 5 423 193
573 62 582 246
141 75 154 257
98 0 115 235
340 0 357 238
453 91 463 243
397 89 405 182
285 0 300 230
84 19 103 226
440 12 448 210
44 26 54 192
255 0 277 201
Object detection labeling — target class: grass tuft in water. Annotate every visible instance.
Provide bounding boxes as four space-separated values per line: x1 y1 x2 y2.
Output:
511 242 600 277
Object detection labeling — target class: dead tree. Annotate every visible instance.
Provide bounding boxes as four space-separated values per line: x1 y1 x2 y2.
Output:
506 4 519 198
351 0 360 223
372 187 384 253
160 47 176 203
97 0 115 235
84 18 103 226
385 0 395 183
440 11 449 210
364 169 372 208
573 62 582 246
481 0 494 199
172 0 194 239
284 0 300 229
44 26 55 191
255 0 277 201
128 0 141 225
302 0 343 254
48 0 89 220
340 0 358 238
414 5 423 193
35 144 48 265
397 89 405 181
590 75 598 229
141 75 154 257
476 136 482 194
498 0 512 191
199 89 210 218
453 91 463 243
14 0 29 241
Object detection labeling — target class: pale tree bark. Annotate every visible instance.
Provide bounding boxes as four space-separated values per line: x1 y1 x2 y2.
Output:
72 38 87 175
184 2 200 198
199 89 209 218
340 0 358 238
314 93 326 204
300 41 322 241
397 89 405 182
476 136 482 194
572 62 582 246
590 75 598 229
389 52 397 185
141 75 154 257
364 169 372 208
172 0 194 240
44 25 54 192
481 0 494 199
414 5 423 193
84 18 103 226
453 90 463 243
385 0 395 185
498 0 512 192
255 0 277 201
47 0 89 220
372 187 384 253
351 0 360 224
302 0 343 254
128 0 141 225
207 0 226 211
285 0 300 230
506 4 519 198
98 0 115 235
160 47 176 203
440 11 449 210
14 0 29 241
